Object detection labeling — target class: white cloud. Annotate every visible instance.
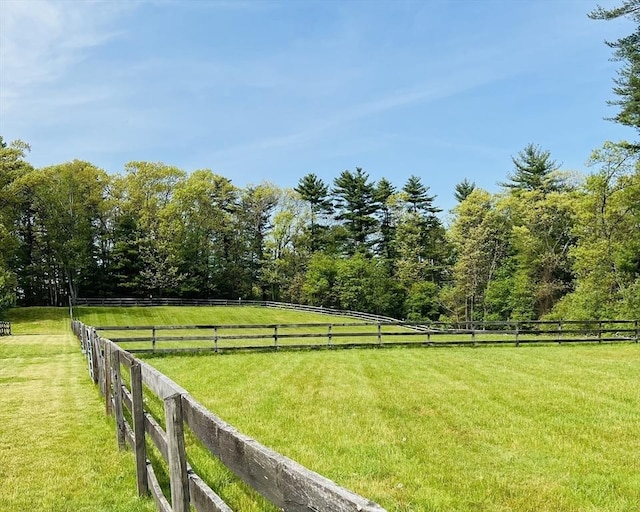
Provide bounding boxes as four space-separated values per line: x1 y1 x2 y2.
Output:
0 0 137 113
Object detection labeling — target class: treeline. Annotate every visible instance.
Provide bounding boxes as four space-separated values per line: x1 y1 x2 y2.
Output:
0 138 638 321
1 2 639 321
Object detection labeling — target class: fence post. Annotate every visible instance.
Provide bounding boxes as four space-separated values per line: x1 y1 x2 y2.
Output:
93 330 105 394
152 327 156 352
104 344 112 416
377 323 382 345
599 320 603 343
274 325 279 350
164 394 190 512
91 329 100 384
112 350 126 450
100 336 107 393
635 320 639 343
328 324 333 348
214 327 218 352
515 322 520 347
558 321 563 345
130 362 148 496
86 327 95 381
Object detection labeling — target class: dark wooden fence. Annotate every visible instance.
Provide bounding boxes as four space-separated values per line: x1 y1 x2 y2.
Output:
75 298 400 323
71 320 387 512
93 319 640 354
0 321 11 336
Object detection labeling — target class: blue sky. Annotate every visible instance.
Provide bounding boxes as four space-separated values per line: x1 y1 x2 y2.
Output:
0 0 634 212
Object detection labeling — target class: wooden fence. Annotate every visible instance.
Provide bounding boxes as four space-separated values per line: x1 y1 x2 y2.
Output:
71 320 387 512
75 298 400 323
93 319 640 354
0 321 11 336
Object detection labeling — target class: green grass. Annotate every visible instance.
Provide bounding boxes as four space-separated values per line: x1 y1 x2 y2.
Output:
72 306 636 352
0 327 155 511
4 306 639 511
73 305 362 327
145 345 640 512
4 306 71 334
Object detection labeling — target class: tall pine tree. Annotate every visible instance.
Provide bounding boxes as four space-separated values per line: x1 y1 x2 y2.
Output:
332 168 379 254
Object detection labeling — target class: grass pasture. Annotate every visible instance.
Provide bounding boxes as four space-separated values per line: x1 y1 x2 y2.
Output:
72 306 636 352
76 305 396 351
145 345 640 512
2 306 638 511
0 314 155 512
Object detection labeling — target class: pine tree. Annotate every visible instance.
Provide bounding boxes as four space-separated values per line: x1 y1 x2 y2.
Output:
294 173 333 252
332 168 379 253
402 175 440 214
590 1 640 142
501 143 562 193
374 178 397 260
454 178 476 202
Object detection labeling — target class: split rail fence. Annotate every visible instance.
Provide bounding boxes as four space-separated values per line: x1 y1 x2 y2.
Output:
71 320 387 512
0 321 11 336
75 298 399 323
93 319 640 354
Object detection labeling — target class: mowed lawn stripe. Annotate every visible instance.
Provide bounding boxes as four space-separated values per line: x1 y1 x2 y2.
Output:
147 345 640 512
0 332 155 512
73 305 364 327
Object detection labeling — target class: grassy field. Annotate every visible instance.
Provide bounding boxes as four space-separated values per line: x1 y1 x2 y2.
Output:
3 306 639 511
145 345 640 512
75 305 389 351
71 306 632 352
0 311 155 512
73 305 360 326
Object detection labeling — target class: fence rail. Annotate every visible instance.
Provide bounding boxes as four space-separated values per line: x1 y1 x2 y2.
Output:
71 319 387 512
0 321 11 336
92 319 640 354
75 298 401 323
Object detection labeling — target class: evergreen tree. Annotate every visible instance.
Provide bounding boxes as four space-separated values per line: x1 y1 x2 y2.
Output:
590 1 640 143
454 178 476 202
294 173 333 252
402 175 440 214
501 143 563 193
374 178 397 260
332 168 379 254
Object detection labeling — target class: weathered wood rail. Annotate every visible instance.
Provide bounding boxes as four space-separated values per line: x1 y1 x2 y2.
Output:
92 319 640 354
71 319 387 512
0 321 11 336
75 297 400 323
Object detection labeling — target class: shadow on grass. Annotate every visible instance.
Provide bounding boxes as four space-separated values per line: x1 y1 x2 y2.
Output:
4 307 72 335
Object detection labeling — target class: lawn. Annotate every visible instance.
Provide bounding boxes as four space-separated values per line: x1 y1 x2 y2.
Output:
71 306 635 352
3 306 639 511
73 305 360 327
145 345 640 512
0 310 155 512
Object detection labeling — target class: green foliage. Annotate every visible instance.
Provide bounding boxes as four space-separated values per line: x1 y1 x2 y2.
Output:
374 178 398 260
590 1 640 139
402 174 440 214
453 178 476 202
294 173 333 252
0 265 16 312
332 168 379 254
1 121 638 320
404 280 440 320
446 189 512 321
335 253 404 316
301 253 340 307
551 142 640 319
501 143 564 193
